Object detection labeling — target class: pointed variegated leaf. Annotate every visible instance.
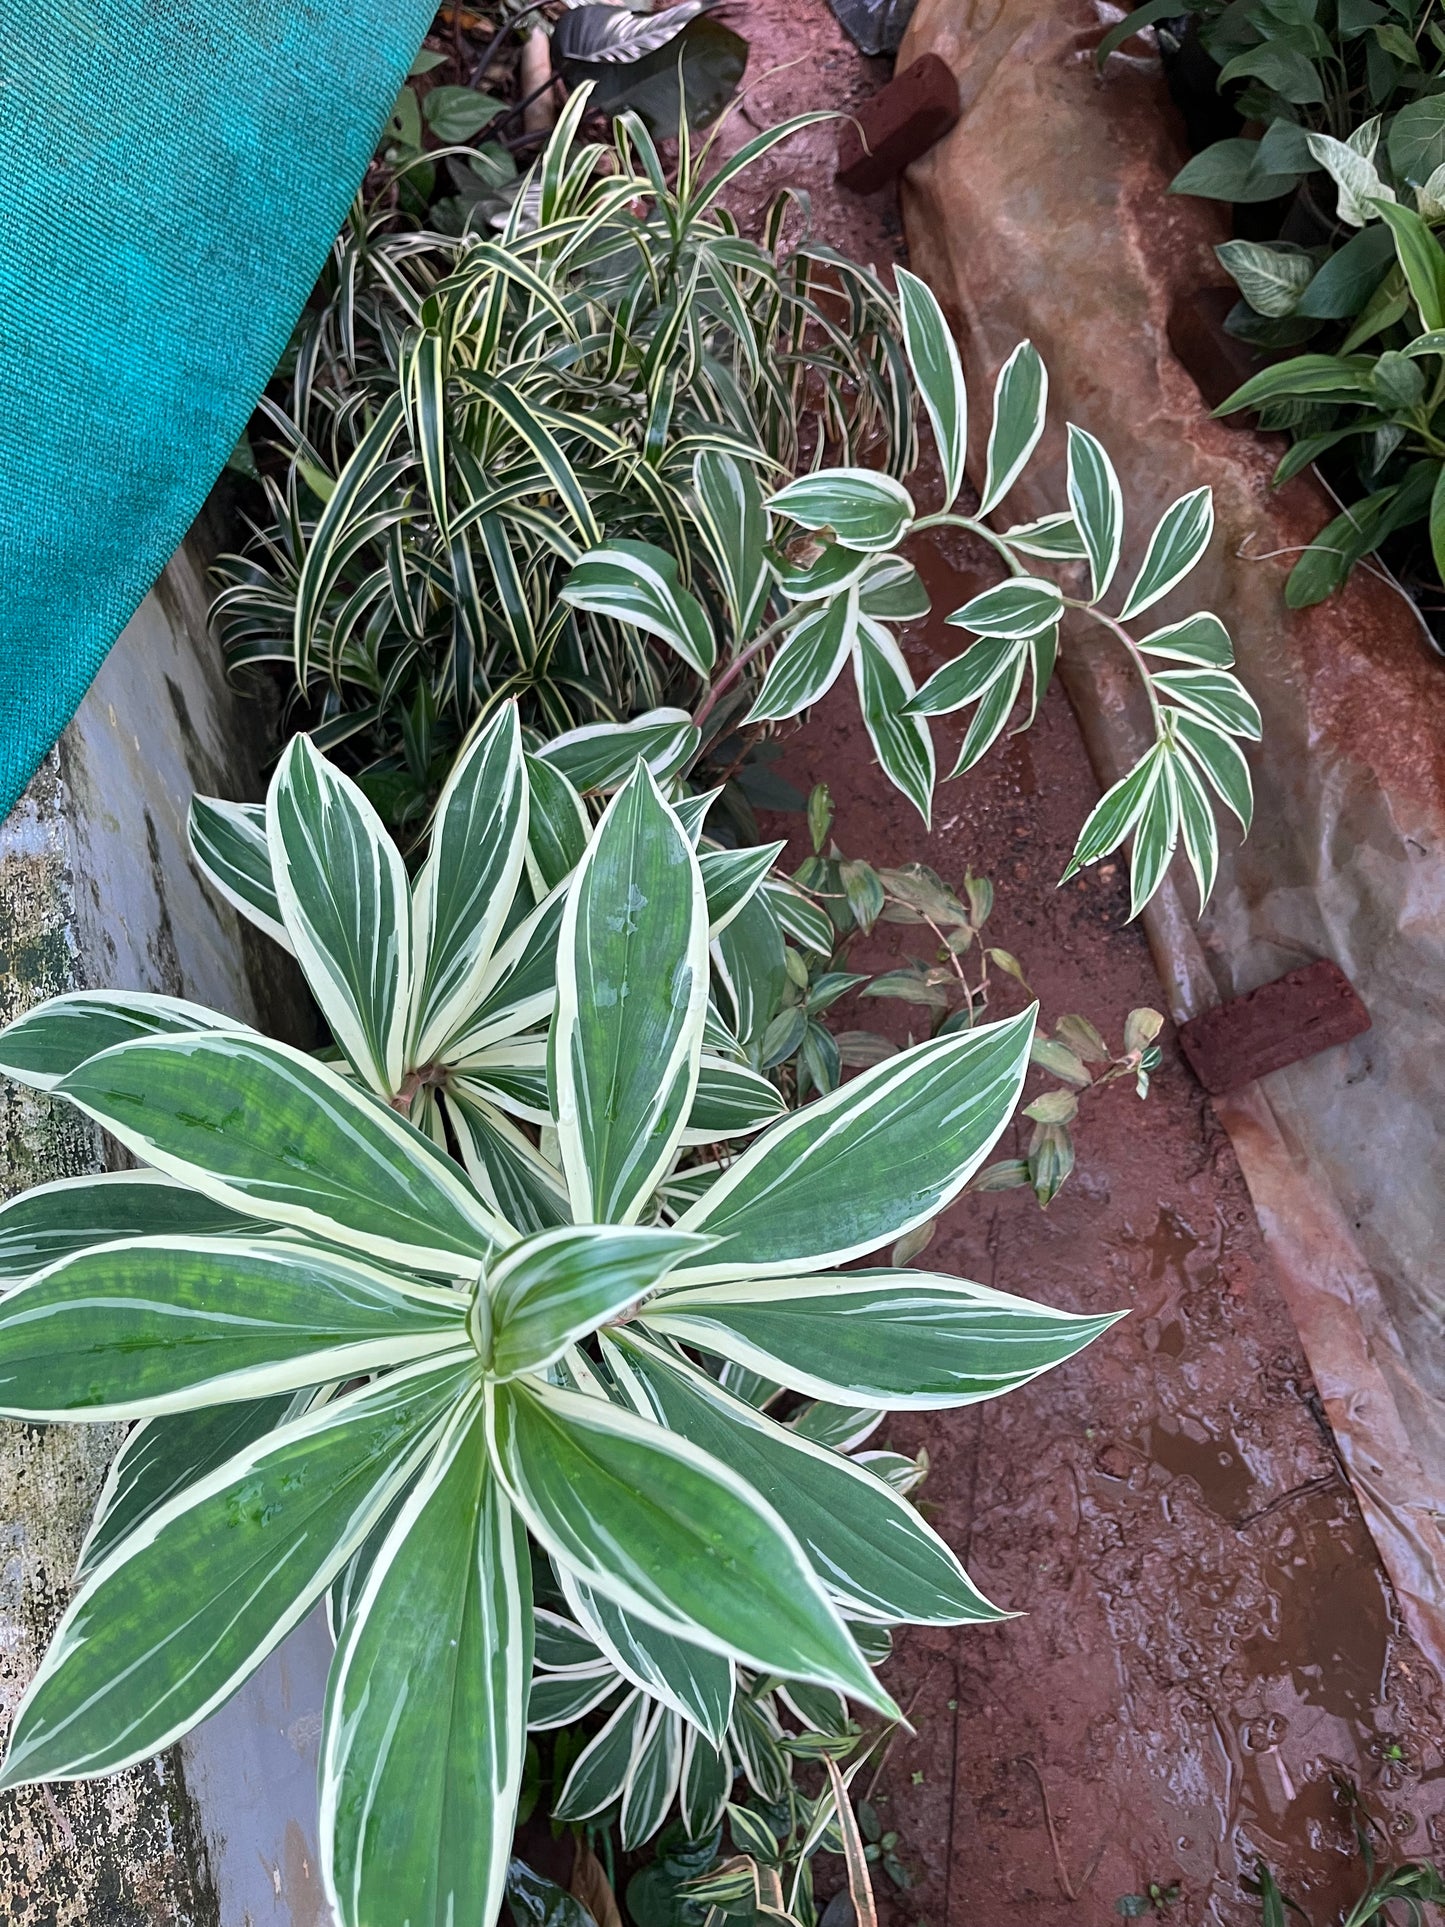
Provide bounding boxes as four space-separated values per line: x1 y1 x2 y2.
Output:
441 880 566 1061
1061 745 1166 882
1153 668 1262 740
0 1236 469 1421
410 703 529 1064
527 1667 621 1729
554 763 708 1224
0 1356 471 1787
693 449 770 638
558 1566 734 1745
320 1395 531 1927
188 796 292 952
946 576 1062 640
621 1703 683 1850
980 342 1048 515
0 989 241 1093
524 753 590 897
487 1225 708 1379
682 1058 787 1143
895 267 966 507
0 1173 263 1286
699 841 785 936
765 470 914 553
858 555 930 622
486 1377 892 1712
58 1032 504 1272
1066 423 1124 603
1117 488 1215 620
536 707 699 795
552 1688 649 1821
669 1008 1035 1279
852 619 935 825
747 593 858 724
680 1727 733 1838
268 734 413 1095
445 1089 571 1235
562 539 716 678
1173 713 1254 831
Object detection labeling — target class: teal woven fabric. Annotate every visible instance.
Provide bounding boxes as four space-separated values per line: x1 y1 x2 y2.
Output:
0 1 436 817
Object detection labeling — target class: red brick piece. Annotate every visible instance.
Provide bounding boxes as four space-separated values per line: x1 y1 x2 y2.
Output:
836 54 960 195
1178 959 1370 1096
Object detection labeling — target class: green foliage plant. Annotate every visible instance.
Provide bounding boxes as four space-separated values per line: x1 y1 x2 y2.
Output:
0 755 1117 1927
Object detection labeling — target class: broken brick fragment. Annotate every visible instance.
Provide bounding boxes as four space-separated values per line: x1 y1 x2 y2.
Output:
1178 959 1370 1095
836 53 960 194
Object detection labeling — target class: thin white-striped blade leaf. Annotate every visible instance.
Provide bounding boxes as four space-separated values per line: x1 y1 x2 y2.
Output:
680 1726 733 1837
524 753 590 897
444 1090 571 1235
487 1225 709 1379
0 1236 469 1421
188 796 293 952
1061 745 1166 882
670 1008 1035 1279
0 1355 472 1787
558 1566 734 1746
555 763 708 1224
533 1606 603 1671
552 1687 648 1821
1128 749 1180 918
1117 488 1215 620
945 576 1063 640
1066 423 1124 603
1171 745 1220 913
1174 713 1254 831
320 1394 531 1927
562 540 716 678
762 882 834 956
0 990 240 1093
896 267 966 507
486 1378 892 1712
1154 668 1262 740
0 1173 263 1286
682 1058 786 1143
78 1394 297 1577
441 880 566 1061
449 1047 550 1124
908 631 1024 717
699 842 784 937
58 1032 504 1272
527 1667 620 1730
535 707 699 795
643 1271 1120 1408
747 593 857 724
979 341 1048 515
621 1703 683 1850
269 735 413 1095
410 703 529 1064
1137 612 1235 667
615 1333 1003 1627
693 449 770 639
852 620 935 825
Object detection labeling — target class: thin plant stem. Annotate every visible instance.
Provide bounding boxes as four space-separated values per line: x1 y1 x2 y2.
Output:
692 609 797 732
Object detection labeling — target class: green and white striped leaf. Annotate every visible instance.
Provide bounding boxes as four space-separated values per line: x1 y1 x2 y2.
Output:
269 735 413 1095
1137 612 1235 667
946 576 1063 640
1066 423 1124 602
693 449 770 639
853 621 935 826
858 555 930 622
442 881 566 1060
78 1395 298 1578
680 1728 733 1838
1171 745 1220 912
645 1271 1119 1408
1000 512 1089 560
980 342 1048 515
320 1395 530 1927
907 632 1023 718
533 1607 603 1672
763 882 834 955
683 1058 787 1143
621 1703 683 1850
486 1377 891 1711
563 540 716 678
410 703 528 1064
537 708 700 795
449 1045 550 1124
0 1355 470 1786
445 1090 571 1235
188 797 292 952
670 1008 1035 1279
765 469 914 553
1062 746 1165 881
524 753 590 897
0 990 240 1093
896 267 966 506
771 541 870 602
553 1687 649 1821
558 1567 734 1745
615 1334 1004 1626
0 1173 262 1286
527 1666 620 1729
487 1225 707 1379
1154 668 1263 739
699 841 785 936
0 1236 468 1420
554 764 708 1224
58 1032 503 1272
1127 750 1180 918
1117 489 1214 620
747 592 858 723
1174 712 1254 830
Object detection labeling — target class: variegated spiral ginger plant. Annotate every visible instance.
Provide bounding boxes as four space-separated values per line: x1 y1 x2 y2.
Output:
0 741 1115 1927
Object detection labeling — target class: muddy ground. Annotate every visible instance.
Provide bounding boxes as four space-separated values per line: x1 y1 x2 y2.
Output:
721 2 1445 1921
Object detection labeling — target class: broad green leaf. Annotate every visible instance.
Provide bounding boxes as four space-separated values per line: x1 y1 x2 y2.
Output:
907 632 1021 717
980 342 1047 515
78 1395 297 1577
858 555 930 621
671 1007 1035 1277
1174 713 1254 830
1214 353 1378 416
59 1032 504 1272
748 592 858 723
410 704 528 1064
188 797 292 952
1155 669 1263 739
0 1236 468 1420
1117 489 1215 620
0 1356 470 1786
554 764 708 1223
765 469 914 553
1431 463 1445 587
524 754 590 897
852 620 935 825
1371 198 1445 329
320 1397 531 1927
445 1090 571 1236
269 735 413 1095
537 708 700 794
1169 135 1303 204
946 576 1062 639
558 1568 734 1745
553 1688 648 1821
1061 747 1164 880
692 450 770 638
1220 43 1324 105
621 1703 682 1850
1137 612 1235 667
0 1172 261 1286
699 841 785 936
487 1225 707 1378
615 1334 1004 1626
1066 424 1124 602
486 1378 890 1710
562 540 717 678
645 1271 1119 1407
683 1058 787 1142
0 990 238 1093
895 267 966 506
1127 752 1180 917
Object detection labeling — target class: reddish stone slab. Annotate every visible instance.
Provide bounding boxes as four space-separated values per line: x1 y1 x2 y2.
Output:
1179 959 1371 1094
835 53 959 194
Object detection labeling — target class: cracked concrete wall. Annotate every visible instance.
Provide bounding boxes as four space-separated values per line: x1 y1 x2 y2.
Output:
0 534 328 1924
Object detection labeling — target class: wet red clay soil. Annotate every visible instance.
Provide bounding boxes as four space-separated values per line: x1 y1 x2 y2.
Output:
722 4 1445 1921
